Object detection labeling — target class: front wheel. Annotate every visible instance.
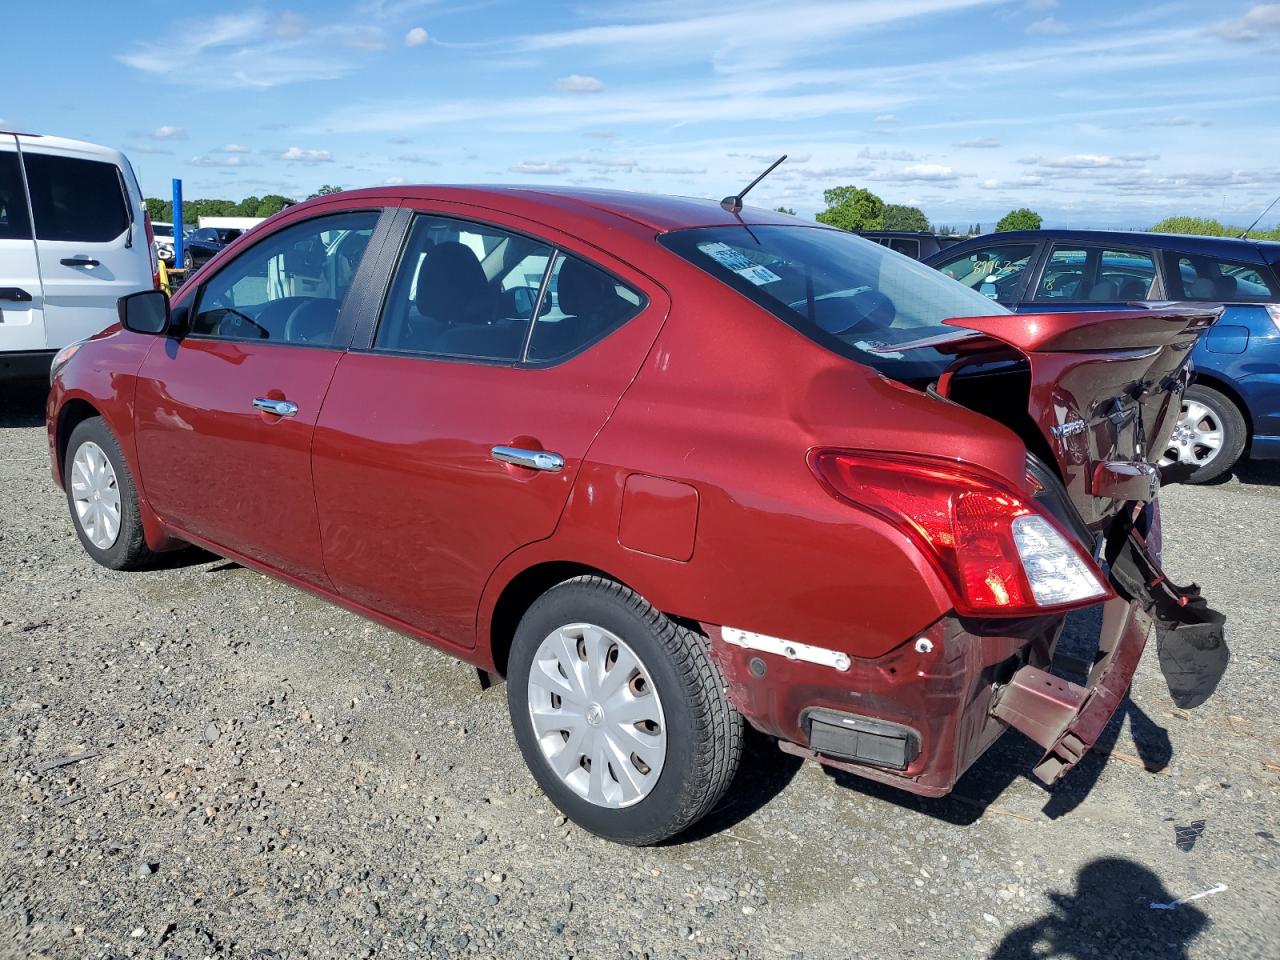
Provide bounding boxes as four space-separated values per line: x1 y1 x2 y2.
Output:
1159 384 1247 484
64 417 156 570
506 576 743 845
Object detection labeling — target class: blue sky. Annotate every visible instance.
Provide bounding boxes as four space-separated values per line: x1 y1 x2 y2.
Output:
4 0 1279 228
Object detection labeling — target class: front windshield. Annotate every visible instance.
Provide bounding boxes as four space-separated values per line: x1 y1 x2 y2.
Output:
659 225 1007 380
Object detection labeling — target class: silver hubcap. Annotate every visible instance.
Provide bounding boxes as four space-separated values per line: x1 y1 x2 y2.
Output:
70 441 121 549
527 623 667 809
1160 399 1224 469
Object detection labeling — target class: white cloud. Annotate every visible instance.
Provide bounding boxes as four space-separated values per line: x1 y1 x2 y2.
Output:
1033 153 1155 169
119 11 383 89
555 74 605 93
405 27 429 47
384 176 407 185
343 27 386 52
1210 4 1280 41
222 144 250 153
953 137 1001 148
151 125 186 140
189 154 247 167
979 178 1000 189
510 161 569 174
895 163 958 181
281 146 334 163
873 114 897 124
1027 16 1068 35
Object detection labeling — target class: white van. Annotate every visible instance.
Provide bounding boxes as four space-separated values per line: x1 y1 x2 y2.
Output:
1 132 155 379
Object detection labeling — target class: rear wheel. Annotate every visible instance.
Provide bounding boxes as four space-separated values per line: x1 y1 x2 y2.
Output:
1159 384 1246 484
64 417 156 570
506 576 742 845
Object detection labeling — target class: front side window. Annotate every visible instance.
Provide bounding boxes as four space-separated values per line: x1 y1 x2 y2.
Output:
190 210 378 345
1164 252 1279 302
0 149 31 241
931 243 1036 304
22 152 129 243
660 225 1007 381
375 215 554 362
1034 246 1156 301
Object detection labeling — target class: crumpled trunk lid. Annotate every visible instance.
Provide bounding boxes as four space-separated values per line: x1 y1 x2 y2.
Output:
933 305 1221 528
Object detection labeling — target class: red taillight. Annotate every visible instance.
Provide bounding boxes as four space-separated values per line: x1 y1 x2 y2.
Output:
808 450 1110 617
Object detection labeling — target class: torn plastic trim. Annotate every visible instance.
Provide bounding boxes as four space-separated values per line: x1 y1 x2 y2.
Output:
719 627 851 672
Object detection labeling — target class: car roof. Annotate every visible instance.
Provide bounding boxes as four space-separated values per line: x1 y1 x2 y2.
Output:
958 228 1278 259
292 185 810 235
857 231 944 239
5 131 130 166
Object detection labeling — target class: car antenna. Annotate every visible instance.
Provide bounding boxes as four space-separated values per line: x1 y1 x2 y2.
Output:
721 155 787 214
1238 193 1280 239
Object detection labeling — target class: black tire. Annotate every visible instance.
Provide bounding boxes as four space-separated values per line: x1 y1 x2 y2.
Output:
506 576 743 845
1176 384 1247 484
183 250 194 272
64 417 156 570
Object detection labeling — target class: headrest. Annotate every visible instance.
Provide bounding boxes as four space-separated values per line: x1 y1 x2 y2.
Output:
557 257 618 319
1089 279 1119 300
1188 277 1216 299
415 241 493 323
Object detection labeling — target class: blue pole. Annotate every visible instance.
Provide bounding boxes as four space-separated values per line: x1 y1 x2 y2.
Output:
171 178 184 269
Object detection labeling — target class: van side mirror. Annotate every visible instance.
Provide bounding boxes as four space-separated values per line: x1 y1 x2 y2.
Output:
118 289 171 335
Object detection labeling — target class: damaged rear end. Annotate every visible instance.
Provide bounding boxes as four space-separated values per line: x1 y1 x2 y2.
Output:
915 305 1228 783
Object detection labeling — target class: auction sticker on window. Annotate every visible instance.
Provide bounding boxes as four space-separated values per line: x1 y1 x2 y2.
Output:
697 241 782 286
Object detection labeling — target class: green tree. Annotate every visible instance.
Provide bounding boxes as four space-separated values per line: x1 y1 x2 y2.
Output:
774 206 796 216
234 195 262 217
308 184 343 199
144 197 170 222
995 208 1042 232
883 204 929 232
254 194 295 218
815 185 884 232
1149 216 1227 237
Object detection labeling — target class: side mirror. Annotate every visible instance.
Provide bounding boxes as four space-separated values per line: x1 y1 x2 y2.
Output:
118 289 171 335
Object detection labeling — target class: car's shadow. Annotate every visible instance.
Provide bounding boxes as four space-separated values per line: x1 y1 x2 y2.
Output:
0 378 48 428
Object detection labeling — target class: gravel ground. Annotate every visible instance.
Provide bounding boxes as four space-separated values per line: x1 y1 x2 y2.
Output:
2 378 1278 960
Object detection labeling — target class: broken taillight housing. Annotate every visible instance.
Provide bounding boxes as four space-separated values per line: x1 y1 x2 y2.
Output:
808 450 1111 617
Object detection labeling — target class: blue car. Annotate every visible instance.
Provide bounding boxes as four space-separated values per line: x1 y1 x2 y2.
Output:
924 229 1280 482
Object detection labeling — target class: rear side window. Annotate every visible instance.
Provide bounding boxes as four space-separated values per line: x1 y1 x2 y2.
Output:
1163 251 1279 302
376 214 553 362
22 152 129 242
190 211 378 345
526 253 645 363
930 242 1036 304
887 237 920 258
0 150 31 240
1034 246 1156 301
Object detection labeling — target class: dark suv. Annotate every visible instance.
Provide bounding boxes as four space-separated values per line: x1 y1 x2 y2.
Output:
857 231 965 261
926 229 1280 482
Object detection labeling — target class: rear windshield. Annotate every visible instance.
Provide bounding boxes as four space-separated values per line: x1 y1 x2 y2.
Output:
659 225 1007 380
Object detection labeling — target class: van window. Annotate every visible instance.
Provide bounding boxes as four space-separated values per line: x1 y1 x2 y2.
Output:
22 152 129 243
0 150 31 240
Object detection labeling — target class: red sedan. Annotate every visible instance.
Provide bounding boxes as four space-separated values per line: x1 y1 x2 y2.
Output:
46 187 1225 843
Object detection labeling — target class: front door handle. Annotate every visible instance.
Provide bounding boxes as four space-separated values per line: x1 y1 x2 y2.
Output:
0 287 32 302
491 446 564 472
253 397 299 417
60 257 101 268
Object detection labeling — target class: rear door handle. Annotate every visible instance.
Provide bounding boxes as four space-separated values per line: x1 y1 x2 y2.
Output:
491 446 564 472
253 397 299 417
0 287 32 302
60 257 100 268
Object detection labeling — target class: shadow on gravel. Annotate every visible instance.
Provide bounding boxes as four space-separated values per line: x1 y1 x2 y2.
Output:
0 378 48 428
990 857 1208 960
1195 456 1280 487
148 546 227 570
674 727 804 844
